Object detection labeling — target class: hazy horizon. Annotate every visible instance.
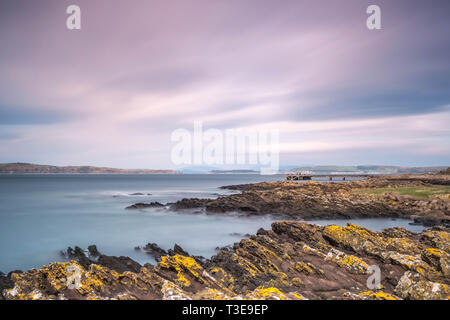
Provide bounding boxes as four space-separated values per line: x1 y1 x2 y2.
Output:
1 162 447 171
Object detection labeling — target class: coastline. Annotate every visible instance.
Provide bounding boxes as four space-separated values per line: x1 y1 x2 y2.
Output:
164 174 450 227
1 220 448 300
1 173 449 300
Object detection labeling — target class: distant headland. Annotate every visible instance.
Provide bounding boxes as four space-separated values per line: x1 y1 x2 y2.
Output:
0 163 181 174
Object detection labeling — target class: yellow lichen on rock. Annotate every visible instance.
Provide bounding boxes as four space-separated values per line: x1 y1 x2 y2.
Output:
386 237 421 255
243 287 289 300
295 261 323 275
325 248 369 274
323 224 387 257
208 267 235 290
158 255 203 288
421 247 450 277
193 287 231 300
395 271 450 300
421 230 450 253
359 290 398 300
161 280 192 300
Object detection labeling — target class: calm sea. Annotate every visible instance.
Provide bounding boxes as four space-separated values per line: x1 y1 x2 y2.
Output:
0 174 423 272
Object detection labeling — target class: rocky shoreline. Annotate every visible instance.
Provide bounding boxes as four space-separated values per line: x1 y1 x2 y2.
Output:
164 174 449 227
1 221 449 300
1 173 449 300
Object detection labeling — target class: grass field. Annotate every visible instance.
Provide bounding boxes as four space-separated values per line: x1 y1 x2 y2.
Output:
354 186 450 199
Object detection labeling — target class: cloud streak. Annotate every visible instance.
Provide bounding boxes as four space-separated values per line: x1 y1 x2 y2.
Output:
0 0 449 167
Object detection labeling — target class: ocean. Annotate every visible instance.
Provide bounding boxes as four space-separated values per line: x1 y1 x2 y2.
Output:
0 174 424 273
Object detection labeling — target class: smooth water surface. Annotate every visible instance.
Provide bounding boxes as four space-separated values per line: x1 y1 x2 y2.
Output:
0 174 423 272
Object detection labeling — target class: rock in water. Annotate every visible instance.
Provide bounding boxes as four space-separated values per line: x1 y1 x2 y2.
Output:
168 244 190 257
126 202 165 209
88 245 100 257
143 243 167 261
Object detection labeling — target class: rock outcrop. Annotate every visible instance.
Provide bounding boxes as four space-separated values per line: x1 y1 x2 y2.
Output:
166 176 449 227
125 202 164 209
2 222 449 300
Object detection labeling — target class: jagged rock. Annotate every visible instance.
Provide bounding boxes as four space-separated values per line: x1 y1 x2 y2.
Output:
3 221 449 300
192 256 207 267
395 271 450 299
0 272 14 300
143 243 167 261
3 261 163 300
169 198 209 210
165 244 206 266
87 245 100 257
168 244 189 257
65 246 91 268
96 255 142 273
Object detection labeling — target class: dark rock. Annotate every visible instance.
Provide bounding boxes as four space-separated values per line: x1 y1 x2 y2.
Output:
143 243 167 261
130 193 145 196
168 244 189 257
126 202 164 209
0 272 14 299
7 270 22 278
256 228 268 236
413 216 441 227
215 244 233 252
87 245 100 257
193 255 207 267
96 255 142 273
73 246 86 258
170 198 210 210
143 263 153 269
63 246 93 268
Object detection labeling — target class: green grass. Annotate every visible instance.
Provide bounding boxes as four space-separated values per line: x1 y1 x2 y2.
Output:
355 186 450 199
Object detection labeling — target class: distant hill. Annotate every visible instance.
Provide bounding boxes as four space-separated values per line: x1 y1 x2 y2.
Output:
209 170 259 174
0 163 180 174
288 165 447 175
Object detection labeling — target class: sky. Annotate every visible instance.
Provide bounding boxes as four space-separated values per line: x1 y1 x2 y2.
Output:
0 0 449 169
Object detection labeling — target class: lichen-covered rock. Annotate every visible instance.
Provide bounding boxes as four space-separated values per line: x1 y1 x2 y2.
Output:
395 271 450 300
169 176 450 227
358 290 399 300
3 221 449 300
421 248 450 277
241 287 305 300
